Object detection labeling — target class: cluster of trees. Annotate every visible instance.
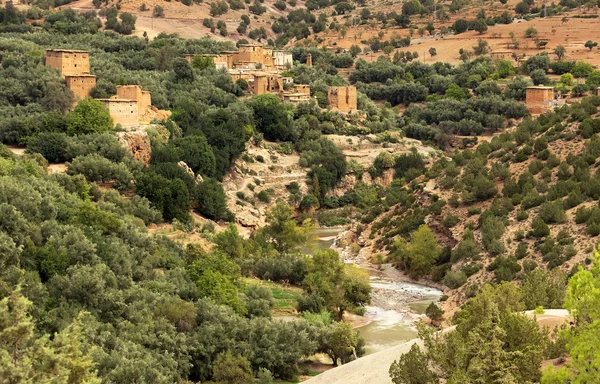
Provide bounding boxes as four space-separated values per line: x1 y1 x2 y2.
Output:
391 250 600 383
451 10 513 35
350 56 528 143
0 146 371 382
368 95 600 296
390 281 569 383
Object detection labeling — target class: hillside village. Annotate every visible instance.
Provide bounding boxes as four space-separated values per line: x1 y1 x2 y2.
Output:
1 0 600 383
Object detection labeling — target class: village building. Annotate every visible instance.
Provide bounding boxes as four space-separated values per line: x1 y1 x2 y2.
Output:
65 75 96 101
292 84 310 94
526 86 557 114
229 69 284 95
273 50 293 70
185 44 293 72
116 85 152 117
328 86 357 112
282 92 311 105
97 98 139 127
250 72 283 95
45 49 91 77
281 84 311 105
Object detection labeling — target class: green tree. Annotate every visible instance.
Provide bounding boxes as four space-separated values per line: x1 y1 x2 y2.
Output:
473 19 488 34
303 249 370 318
0 288 100 384
542 247 600 382
173 57 194 81
321 321 359 366
554 45 566 61
194 178 232 221
585 40 598 51
212 351 254 384
445 83 468 100
391 225 440 278
248 94 294 141
66 99 113 135
389 344 439 384
259 202 314 253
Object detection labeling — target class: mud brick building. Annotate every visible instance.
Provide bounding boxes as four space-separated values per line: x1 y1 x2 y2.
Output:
526 86 555 114
45 49 90 76
97 98 139 127
65 75 96 101
116 85 151 117
328 86 357 112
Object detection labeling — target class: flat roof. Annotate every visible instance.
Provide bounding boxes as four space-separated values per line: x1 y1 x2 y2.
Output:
527 86 554 90
283 93 311 97
96 98 137 103
65 74 96 78
46 49 89 53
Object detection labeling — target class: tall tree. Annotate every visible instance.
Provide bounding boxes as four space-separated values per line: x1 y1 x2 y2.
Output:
0 288 100 383
543 247 600 382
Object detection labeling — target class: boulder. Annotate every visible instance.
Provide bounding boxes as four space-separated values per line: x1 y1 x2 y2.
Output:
116 131 151 165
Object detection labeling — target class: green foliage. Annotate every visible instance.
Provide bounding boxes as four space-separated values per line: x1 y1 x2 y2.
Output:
259 202 314 253
542 247 600 382
135 170 191 222
425 302 444 322
248 94 294 141
416 284 547 384
66 99 113 136
194 178 232 221
302 249 371 319
389 344 439 384
0 289 100 384
521 269 567 310
319 321 361 366
443 269 467 289
390 225 441 279
212 351 254 384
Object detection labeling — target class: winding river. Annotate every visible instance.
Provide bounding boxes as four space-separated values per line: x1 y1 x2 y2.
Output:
312 227 442 355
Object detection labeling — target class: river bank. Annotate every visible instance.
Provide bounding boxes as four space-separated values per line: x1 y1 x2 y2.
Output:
312 226 442 355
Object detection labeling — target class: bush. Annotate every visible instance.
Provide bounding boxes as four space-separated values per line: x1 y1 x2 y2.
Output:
537 201 567 224
300 194 319 211
67 154 132 190
27 132 69 163
531 216 550 238
257 190 271 203
443 269 467 289
442 213 460 228
66 99 113 135
425 302 444 321
194 178 232 221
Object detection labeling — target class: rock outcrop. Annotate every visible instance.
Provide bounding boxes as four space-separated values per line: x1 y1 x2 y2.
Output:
116 130 151 165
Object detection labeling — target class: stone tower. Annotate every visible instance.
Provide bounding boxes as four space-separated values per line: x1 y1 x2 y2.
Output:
45 49 90 76
328 86 357 112
306 54 312 67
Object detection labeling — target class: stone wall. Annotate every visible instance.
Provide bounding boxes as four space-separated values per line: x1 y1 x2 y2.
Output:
65 75 96 101
328 86 357 112
526 86 554 114
98 99 139 127
251 74 283 95
45 49 90 77
116 85 151 116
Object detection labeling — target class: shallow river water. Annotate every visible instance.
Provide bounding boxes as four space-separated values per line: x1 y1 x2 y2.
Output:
312 227 442 355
